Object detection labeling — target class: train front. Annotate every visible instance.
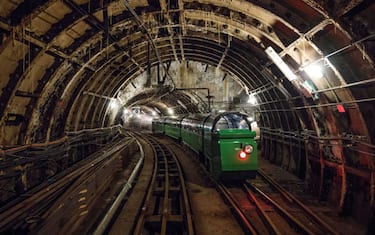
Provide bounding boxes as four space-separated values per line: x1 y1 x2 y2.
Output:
205 112 258 180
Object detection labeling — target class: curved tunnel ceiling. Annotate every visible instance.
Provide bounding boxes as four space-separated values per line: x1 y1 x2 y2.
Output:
0 0 374 151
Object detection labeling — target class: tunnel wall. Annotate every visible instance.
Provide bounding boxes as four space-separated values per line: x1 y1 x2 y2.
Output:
261 128 373 224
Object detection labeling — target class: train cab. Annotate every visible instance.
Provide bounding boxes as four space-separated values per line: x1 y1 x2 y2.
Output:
203 112 258 179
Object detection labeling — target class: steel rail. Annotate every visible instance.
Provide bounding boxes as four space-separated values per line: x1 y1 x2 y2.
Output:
245 182 316 235
258 169 339 235
164 143 195 235
217 182 258 235
132 137 159 235
132 134 194 235
243 184 283 235
160 144 170 235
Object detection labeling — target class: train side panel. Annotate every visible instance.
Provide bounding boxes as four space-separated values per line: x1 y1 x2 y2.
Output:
181 128 202 153
164 117 182 140
152 118 164 134
203 117 218 177
181 117 205 153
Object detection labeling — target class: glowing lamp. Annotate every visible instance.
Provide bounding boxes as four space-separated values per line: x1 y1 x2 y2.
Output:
239 151 247 159
248 94 257 105
303 63 323 79
337 104 345 113
109 99 119 110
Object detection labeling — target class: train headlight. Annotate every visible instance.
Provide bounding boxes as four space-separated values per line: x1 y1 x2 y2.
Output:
244 145 253 154
239 151 247 159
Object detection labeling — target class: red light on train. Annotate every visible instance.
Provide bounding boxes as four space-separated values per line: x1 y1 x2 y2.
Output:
239 151 247 159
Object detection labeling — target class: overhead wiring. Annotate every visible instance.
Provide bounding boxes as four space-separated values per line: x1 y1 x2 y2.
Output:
123 0 176 89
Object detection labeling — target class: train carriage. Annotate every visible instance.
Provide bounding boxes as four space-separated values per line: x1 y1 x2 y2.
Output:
180 114 209 154
151 117 165 134
153 111 258 180
164 116 184 140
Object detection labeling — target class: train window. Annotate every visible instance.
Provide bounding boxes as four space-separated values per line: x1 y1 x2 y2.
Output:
214 117 229 131
213 114 250 131
238 119 249 129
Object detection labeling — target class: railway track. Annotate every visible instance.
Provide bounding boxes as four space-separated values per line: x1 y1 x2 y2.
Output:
99 133 194 235
0 137 133 234
217 170 339 235
131 134 194 235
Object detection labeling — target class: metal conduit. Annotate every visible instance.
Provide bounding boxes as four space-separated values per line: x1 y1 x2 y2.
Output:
93 138 145 235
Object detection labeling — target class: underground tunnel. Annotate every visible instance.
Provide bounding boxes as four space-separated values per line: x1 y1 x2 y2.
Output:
0 0 374 234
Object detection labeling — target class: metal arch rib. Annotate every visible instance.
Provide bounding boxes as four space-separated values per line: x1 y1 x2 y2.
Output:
123 0 176 89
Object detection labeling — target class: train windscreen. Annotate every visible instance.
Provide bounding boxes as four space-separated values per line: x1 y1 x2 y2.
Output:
214 113 250 131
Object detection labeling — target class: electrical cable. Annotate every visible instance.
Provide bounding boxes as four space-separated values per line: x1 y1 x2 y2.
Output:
123 0 175 89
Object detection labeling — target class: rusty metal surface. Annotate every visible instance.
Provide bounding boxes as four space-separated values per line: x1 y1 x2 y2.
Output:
0 0 374 230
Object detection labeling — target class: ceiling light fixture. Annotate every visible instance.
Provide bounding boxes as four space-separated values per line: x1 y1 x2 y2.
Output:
248 93 257 105
303 63 324 80
109 99 119 111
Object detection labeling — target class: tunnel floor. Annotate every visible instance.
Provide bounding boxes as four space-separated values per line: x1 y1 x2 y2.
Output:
256 157 366 235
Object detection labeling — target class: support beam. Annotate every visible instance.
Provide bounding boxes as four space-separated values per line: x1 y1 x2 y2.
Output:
146 42 151 87
176 88 212 112
178 0 186 35
0 17 11 31
159 0 179 62
64 0 108 34
123 0 175 88
83 91 113 100
21 30 70 60
15 90 40 98
17 29 98 73
217 41 230 69
63 0 146 73
279 19 334 58
336 0 364 17
178 34 185 61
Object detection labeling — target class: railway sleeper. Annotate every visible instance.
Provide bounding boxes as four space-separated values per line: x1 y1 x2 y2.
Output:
154 186 181 194
157 174 166 179
144 215 185 233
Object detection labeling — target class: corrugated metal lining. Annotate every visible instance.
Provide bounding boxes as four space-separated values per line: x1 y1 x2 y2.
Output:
0 0 374 225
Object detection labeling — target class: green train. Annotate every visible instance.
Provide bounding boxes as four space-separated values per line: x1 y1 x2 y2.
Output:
152 112 258 180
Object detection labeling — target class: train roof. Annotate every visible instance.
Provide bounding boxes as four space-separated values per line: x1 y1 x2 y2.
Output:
205 111 251 131
181 113 210 121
